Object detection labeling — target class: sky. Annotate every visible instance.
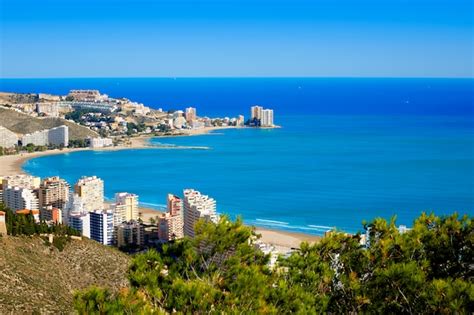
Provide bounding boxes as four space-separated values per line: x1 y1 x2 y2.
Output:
0 0 472 78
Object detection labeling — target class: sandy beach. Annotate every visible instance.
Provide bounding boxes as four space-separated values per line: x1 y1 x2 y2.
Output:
1 126 320 250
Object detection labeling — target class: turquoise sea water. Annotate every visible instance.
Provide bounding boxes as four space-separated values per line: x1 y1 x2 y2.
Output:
23 115 474 235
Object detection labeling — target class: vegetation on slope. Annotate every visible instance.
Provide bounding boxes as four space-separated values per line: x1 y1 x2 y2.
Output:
74 213 473 314
0 107 98 140
0 236 130 314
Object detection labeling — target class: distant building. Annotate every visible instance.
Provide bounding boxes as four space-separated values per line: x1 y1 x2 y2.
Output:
88 137 113 148
68 90 107 102
0 211 7 236
113 192 139 224
90 209 114 245
36 102 59 117
39 176 70 219
74 176 104 212
21 125 69 147
250 105 263 120
173 116 187 129
158 194 184 241
236 115 245 126
185 107 197 123
69 211 90 238
0 126 19 148
261 109 274 127
183 189 217 238
116 220 145 247
63 192 85 225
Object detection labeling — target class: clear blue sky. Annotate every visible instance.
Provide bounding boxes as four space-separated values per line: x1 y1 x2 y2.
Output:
0 0 472 78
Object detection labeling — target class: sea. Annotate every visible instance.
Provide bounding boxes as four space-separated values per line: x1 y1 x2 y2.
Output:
1 78 473 235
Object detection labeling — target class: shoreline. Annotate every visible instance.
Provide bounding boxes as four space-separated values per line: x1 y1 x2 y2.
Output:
137 207 320 250
0 124 318 249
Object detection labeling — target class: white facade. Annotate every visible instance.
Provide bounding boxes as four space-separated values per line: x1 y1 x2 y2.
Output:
90 209 114 245
261 109 274 127
89 137 113 148
3 186 39 211
2 175 41 190
69 212 91 238
183 189 218 238
114 192 139 223
36 103 59 117
21 125 69 147
74 176 104 212
250 105 263 120
64 192 86 225
0 126 19 148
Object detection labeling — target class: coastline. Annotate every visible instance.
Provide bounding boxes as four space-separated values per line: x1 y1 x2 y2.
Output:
137 207 319 251
0 124 319 250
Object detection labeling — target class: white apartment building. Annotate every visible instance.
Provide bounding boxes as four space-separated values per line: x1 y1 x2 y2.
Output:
114 192 139 223
185 107 197 123
88 137 113 148
261 109 274 127
36 103 59 117
250 105 263 120
90 209 114 245
69 211 91 238
2 175 41 190
3 186 39 211
0 126 19 148
63 192 86 225
21 125 69 147
74 176 104 212
183 189 218 238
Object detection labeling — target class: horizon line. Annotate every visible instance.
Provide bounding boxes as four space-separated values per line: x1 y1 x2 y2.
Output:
1 75 473 80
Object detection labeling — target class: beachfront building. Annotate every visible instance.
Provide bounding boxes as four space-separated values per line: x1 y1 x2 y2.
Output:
63 192 85 225
21 125 69 147
2 175 41 190
3 186 39 211
183 189 217 238
90 209 114 245
116 220 145 248
261 109 274 127
36 103 59 117
251 106 263 120
0 211 7 236
69 211 90 238
0 126 19 148
237 115 245 126
158 194 184 241
74 176 104 212
114 192 139 223
88 137 113 148
38 176 70 218
1 175 40 207
185 107 197 123
173 116 187 129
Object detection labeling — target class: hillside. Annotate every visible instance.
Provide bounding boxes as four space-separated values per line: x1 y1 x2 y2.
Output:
0 236 130 313
0 107 98 140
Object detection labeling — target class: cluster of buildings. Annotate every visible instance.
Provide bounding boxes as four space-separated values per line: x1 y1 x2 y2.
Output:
249 105 274 127
157 189 218 241
0 125 69 149
0 173 219 249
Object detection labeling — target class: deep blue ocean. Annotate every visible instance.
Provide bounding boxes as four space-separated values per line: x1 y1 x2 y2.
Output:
1 78 473 235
